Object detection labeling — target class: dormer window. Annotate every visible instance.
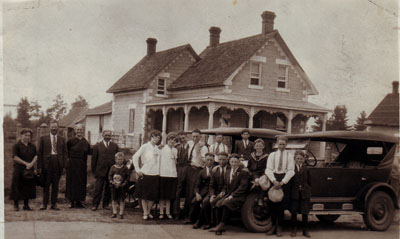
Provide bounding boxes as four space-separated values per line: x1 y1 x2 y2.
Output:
157 78 166 95
250 62 262 86
278 65 288 88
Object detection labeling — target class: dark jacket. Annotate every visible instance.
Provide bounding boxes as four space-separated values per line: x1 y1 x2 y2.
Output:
176 143 189 166
291 165 311 200
37 134 68 171
234 140 254 160
222 167 249 199
209 165 228 196
194 167 212 197
91 141 119 178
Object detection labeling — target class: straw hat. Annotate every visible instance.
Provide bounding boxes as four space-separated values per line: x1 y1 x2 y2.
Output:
268 185 284 203
258 175 270 191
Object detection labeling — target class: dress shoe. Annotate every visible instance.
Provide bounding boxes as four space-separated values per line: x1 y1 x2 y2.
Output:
290 227 297 237
75 202 85 208
50 205 60 210
265 225 276 235
183 219 193 225
276 226 283 237
148 214 153 219
102 205 110 210
13 205 19 211
214 223 225 235
23 205 32 211
166 214 173 219
303 228 311 238
143 215 148 220
69 203 75 209
202 224 212 230
111 214 117 218
91 206 98 211
159 214 164 219
119 214 124 219
192 220 202 229
40 205 47 210
208 227 217 232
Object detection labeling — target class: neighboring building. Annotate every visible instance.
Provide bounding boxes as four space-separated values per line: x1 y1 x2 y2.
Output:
365 81 399 136
58 107 88 139
85 101 112 144
107 11 330 148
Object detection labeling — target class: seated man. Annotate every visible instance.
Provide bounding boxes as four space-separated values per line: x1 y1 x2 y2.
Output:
192 153 215 229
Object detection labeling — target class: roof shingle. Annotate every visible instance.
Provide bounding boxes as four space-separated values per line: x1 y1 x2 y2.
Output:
107 44 199 93
366 93 399 127
86 101 112 116
59 107 88 128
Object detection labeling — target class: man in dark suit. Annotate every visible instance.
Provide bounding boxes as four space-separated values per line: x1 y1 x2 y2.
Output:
174 131 189 219
37 121 68 210
234 129 254 161
192 153 214 229
91 130 119 211
209 152 229 227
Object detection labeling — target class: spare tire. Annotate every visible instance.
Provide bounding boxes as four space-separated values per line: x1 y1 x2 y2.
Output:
241 191 272 232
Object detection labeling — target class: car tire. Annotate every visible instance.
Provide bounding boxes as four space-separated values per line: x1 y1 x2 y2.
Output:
316 215 340 223
241 191 272 232
363 191 395 231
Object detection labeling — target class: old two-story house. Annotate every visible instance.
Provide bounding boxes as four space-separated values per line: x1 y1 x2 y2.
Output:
107 11 330 148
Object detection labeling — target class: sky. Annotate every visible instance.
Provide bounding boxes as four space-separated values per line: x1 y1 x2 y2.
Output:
1 0 399 125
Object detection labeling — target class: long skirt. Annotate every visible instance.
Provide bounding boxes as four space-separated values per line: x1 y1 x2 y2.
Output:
65 156 87 201
9 166 36 201
159 177 177 200
135 174 160 201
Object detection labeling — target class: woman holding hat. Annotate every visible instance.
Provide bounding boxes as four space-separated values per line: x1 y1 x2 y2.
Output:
10 128 37 211
248 138 269 206
211 154 249 235
265 136 295 237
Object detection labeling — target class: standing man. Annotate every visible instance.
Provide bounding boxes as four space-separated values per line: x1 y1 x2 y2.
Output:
209 133 229 164
174 131 189 219
91 130 119 211
234 129 254 161
37 121 68 210
185 129 208 223
265 136 295 237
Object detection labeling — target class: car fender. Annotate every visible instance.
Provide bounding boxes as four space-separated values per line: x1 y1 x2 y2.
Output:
359 182 399 210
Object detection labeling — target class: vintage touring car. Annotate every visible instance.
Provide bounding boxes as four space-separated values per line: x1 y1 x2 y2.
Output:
202 128 399 232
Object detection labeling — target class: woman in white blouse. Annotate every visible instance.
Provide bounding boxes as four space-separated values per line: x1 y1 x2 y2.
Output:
132 130 162 220
159 132 178 219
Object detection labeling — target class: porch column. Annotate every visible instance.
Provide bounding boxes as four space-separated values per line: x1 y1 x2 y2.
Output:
208 102 215 129
184 104 189 132
162 106 167 144
287 110 293 133
249 106 255 129
322 113 327 131
320 113 328 159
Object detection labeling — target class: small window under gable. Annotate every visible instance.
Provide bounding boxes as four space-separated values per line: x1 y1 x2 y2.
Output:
129 108 135 133
278 64 289 89
250 62 262 86
157 78 166 95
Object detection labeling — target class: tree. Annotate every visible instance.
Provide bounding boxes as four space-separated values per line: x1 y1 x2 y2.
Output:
354 111 368 131
16 97 31 127
46 94 68 121
71 95 89 109
329 105 351 131
29 100 42 119
312 117 324 132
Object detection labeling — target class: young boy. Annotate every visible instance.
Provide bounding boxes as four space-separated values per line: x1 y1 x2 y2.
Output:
108 152 130 219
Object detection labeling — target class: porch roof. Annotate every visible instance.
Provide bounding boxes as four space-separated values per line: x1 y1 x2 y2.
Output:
145 95 330 114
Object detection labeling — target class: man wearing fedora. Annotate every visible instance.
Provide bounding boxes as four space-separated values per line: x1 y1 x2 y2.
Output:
265 136 295 237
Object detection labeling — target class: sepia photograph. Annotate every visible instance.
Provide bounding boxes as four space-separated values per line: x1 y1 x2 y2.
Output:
1 0 399 238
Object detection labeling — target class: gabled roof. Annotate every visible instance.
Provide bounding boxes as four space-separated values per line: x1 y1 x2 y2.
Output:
86 101 112 116
59 107 88 128
107 44 200 94
366 92 399 127
168 31 318 95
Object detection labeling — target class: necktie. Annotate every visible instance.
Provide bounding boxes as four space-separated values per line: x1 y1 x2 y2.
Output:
244 140 247 149
52 135 57 154
189 143 196 163
278 151 283 171
215 143 220 155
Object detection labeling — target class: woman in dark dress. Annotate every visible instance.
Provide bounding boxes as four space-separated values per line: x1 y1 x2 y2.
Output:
66 124 91 208
10 128 37 211
248 138 269 205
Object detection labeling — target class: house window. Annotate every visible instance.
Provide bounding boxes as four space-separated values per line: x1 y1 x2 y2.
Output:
129 109 135 133
278 65 289 88
99 115 104 133
250 62 262 86
157 78 166 95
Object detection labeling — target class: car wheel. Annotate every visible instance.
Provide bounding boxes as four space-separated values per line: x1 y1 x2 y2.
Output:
316 215 340 223
241 191 272 232
363 191 395 231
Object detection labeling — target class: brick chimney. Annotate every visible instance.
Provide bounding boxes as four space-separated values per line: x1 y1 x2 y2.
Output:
261 11 276 34
209 27 221 47
146 38 157 56
392 81 399 94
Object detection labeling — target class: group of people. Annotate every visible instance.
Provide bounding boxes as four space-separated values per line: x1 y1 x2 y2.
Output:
10 124 311 237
